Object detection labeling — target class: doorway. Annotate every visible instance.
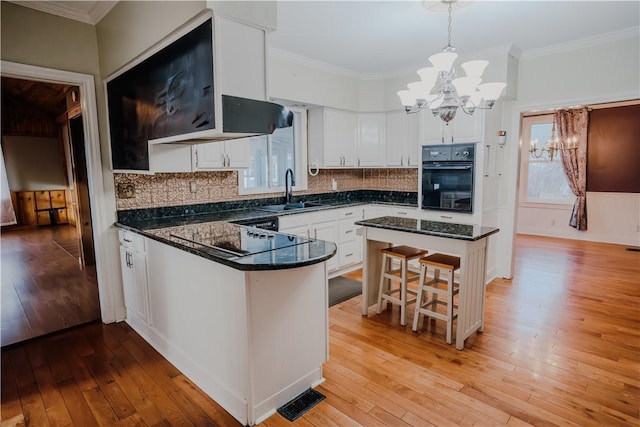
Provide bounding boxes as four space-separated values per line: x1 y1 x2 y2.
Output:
1 76 100 346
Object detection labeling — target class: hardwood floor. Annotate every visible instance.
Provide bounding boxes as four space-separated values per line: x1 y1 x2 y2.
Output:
1 225 100 346
2 234 639 426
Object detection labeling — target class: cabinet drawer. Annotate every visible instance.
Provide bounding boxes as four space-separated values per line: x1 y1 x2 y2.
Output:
339 240 361 267
119 230 145 252
388 207 417 218
339 220 358 243
336 207 361 220
278 213 309 229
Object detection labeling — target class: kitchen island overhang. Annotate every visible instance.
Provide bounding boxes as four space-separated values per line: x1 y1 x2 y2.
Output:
116 219 336 426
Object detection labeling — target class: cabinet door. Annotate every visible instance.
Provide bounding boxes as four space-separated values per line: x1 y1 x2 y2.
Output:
453 109 484 142
131 250 150 325
120 245 150 325
387 112 419 167
225 138 250 169
313 221 339 271
356 113 385 167
193 142 225 170
324 109 356 167
404 112 420 167
280 225 310 239
386 111 404 167
120 246 136 318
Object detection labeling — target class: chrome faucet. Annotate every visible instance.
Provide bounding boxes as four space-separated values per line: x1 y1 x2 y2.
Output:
285 168 295 204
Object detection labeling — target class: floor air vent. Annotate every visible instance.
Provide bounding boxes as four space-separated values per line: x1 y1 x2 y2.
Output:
277 388 325 422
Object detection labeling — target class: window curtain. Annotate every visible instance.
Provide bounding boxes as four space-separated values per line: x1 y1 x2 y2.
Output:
1 145 17 226
554 107 589 231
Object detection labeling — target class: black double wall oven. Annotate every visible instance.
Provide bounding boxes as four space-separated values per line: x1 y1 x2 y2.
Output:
421 143 476 213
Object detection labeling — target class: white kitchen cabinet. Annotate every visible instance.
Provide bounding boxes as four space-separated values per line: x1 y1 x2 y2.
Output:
421 109 484 145
192 137 250 170
356 113 386 167
308 108 357 168
313 221 339 271
309 109 387 168
385 111 419 167
119 230 151 325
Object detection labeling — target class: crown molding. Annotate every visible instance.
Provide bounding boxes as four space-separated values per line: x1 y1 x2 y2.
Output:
521 27 640 60
8 1 118 25
269 47 362 79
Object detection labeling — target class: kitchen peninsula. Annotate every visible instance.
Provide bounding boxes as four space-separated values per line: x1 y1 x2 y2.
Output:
116 214 336 426
355 216 499 350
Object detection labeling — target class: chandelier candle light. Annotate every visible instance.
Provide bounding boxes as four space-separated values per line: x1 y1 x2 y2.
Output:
529 119 578 161
398 0 506 123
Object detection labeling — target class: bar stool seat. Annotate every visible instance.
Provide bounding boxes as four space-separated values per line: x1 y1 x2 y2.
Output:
412 253 460 344
377 245 428 326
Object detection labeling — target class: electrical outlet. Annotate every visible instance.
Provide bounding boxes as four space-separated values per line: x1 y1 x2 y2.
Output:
190 181 197 193
331 178 338 191
117 183 135 199
550 219 556 226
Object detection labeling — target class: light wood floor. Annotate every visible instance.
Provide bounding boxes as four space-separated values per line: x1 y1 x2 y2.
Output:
2 234 639 426
1 225 100 347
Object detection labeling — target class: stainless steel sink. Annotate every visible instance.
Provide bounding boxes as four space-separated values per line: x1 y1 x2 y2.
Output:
256 202 325 212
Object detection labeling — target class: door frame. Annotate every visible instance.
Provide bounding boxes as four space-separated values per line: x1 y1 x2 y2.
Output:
1 60 118 323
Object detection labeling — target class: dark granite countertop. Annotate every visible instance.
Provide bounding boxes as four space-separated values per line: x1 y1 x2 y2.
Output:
121 221 337 271
115 190 417 271
354 216 499 241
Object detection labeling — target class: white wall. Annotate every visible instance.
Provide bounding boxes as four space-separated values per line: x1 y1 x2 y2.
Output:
500 31 640 277
3 136 67 191
269 50 360 110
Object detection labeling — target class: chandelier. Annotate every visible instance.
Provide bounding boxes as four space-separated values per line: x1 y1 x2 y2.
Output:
397 0 506 123
529 119 577 161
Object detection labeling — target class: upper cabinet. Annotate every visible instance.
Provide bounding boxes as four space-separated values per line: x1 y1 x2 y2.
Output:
308 108 357 168
356 113 386 167
308 108 386 168
421 109 484 145
385 111 419 168
106 10 285 173
192 138 250 170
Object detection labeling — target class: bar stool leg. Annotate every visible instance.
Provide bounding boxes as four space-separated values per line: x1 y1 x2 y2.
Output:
400 259 408 326
412 263 427 332
446 268 454 345
376 253 388 314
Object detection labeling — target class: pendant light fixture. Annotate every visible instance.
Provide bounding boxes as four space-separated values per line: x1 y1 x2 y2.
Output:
397 0 506 123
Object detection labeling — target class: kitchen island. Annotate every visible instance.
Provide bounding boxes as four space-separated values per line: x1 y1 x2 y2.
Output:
355 216 499 350
116 218 336 426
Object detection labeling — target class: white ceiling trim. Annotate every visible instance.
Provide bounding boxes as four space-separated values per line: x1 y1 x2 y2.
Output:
8 1 117 25
269 47 362 80
521 27 640 61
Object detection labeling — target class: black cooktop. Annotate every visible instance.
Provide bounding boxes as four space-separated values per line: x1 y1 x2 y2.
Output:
169 222 310 258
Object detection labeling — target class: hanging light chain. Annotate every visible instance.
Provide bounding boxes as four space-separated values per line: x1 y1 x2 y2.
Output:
447 1 453 48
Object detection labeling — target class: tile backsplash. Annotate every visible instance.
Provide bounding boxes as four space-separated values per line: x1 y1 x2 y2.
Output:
114 168 418 210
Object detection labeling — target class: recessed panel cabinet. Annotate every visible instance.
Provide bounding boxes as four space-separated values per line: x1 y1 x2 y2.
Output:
119 230 151 325
192 138 250 170
386 111 419 167
309 108 387 168
422 109 484 144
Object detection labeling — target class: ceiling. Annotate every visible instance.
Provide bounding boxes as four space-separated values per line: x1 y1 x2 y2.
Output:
2 77 73 116
9 1 640 76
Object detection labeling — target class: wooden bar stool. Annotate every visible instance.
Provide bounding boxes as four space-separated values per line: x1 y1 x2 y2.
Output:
412 253 460 344
377 245 428 326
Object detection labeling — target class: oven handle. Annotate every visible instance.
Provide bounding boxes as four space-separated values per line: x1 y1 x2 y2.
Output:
423 165 472 170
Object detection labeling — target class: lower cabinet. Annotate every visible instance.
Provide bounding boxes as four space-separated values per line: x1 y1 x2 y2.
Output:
119 230 151 325
279 207 365 275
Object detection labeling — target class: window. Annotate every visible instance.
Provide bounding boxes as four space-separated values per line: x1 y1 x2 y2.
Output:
239 107 308 195
520 114 573 203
